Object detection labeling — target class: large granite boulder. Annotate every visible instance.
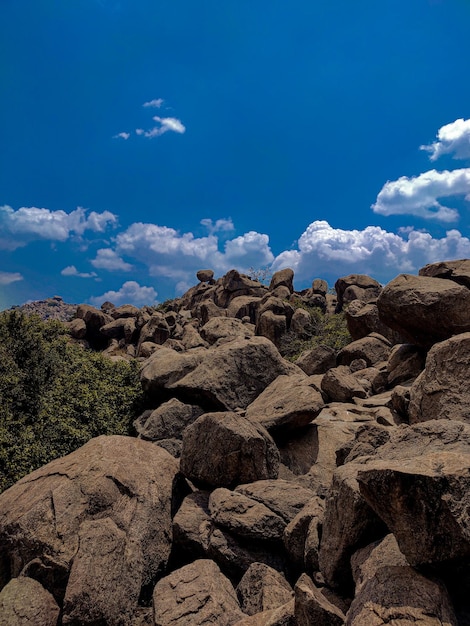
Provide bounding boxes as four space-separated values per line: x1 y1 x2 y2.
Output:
409 332 470 424
419 258 470 288
0 577 60 626
0 436 179 624
335 274 382 312
134 398 204 441
180 412 280 488
152 559 245 626
236 563 293 616
377 273 470 347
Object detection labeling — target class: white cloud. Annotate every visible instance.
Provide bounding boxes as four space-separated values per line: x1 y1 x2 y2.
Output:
272 220 470 284
224 231 274 269
201 218 235 234
0 271 23 285
91 248 133 271
89 281 158 307
136 116 186 138
113 132 130 140
143 98 164 108
61 265 97 278
420 118 470 161
0 205 117 250
371 168 470 222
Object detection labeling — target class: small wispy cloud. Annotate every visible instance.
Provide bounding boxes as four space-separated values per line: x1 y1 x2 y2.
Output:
0 270 23 285
136 116 186 138
91 248 133 271
61 265 98 278
113 132 130 140
420 118 470 161
143 98 164 108
201 218 235 234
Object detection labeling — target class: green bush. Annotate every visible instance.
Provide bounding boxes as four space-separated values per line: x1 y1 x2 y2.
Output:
0 311 144 492
279 303 351 360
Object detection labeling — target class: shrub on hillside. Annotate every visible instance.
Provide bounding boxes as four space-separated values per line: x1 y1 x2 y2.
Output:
0 311 144 492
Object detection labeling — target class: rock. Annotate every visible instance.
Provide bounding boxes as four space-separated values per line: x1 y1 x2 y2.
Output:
68 317 87 339
295 345 337 376
232 600 296 625
294 573 346 626
110 304 140 319
197 269 215 282
318 462 387 591
227 296 262 323
152 559 245 626
235 480 316 524
256 310 288 345
377 273 470 347
138 341 164 358
337 423 391 465
346 534 458 626
0 577 60 626
133 398 204 441
269 268 295 293
173 491 212 561
181 324 208 349
345 300 401 343
321 366 368 403
100 317 136 343
169 337 298 411
219 270 268 305
138 313 171 347
245 374 324 433
409 332 470 424
283 497 325 573
236 563 293 616
419 258 470 288
337 333 391 368
335 275 382 312
76 304 113 348
390 384 411 419
180 412 280 488
140 347 206 399
209 488 286 542
312 279 328 296
201 317 254 345
386 343 425 387
356 420 470 568
0 436 179 620
198 300 227 324
290 308 312 338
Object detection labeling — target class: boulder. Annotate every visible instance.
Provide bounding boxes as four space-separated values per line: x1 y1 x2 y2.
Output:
235 480 316 524
197 269 215 282
256 310 288 345
140 347 206 399
76 304 113 348
180 412 280 488
294 345 336 376
269 268 295 293
236 563 293 616
377 273 470 347
0 577 60 626
138 313 170 347
172 491 212 561
133 398 204 441
321 366 368 403
100 317 136 343
232 600 296 625
209 488 286 542
345 300 401 343
346 534 458 625
283 497 325 573
0 436 179 621
312 279 328 296
409 332 470 424
68 317 87 339
245 374 324 433
335 275 382 312
337 333 391 368
152 559 245 626
169 337 298 411
356 420 470 568
419 258 470 288
227 296 262 323
201 317 254 345
110 304 140 319
294 573 345 626
290 308 313 338
386 343 425 387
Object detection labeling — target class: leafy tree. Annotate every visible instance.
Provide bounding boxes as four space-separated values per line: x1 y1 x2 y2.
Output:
0 311 144 492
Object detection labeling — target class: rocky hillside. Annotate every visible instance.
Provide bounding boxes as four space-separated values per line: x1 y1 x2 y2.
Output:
1 260 470 625
9 295 77 321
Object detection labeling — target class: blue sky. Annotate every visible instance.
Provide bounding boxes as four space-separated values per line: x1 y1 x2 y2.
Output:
2 0 470 308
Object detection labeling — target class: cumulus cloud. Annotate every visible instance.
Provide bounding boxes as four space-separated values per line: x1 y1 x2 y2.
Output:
0 271 23 285
371 168 470 222
0 205 117 250
272 220 470 284
91 248 133 271
113 132 130 140
61 265 97 278
420 118 470 161
136 116 186 138
89 281 158 307
200 218 235 234
143 98 164 108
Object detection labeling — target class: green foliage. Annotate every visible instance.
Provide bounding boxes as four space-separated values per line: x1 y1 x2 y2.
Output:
279 302 351 360
0 311 144 492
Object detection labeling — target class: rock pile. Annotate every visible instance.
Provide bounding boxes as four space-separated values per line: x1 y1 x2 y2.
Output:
1 260 470 625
